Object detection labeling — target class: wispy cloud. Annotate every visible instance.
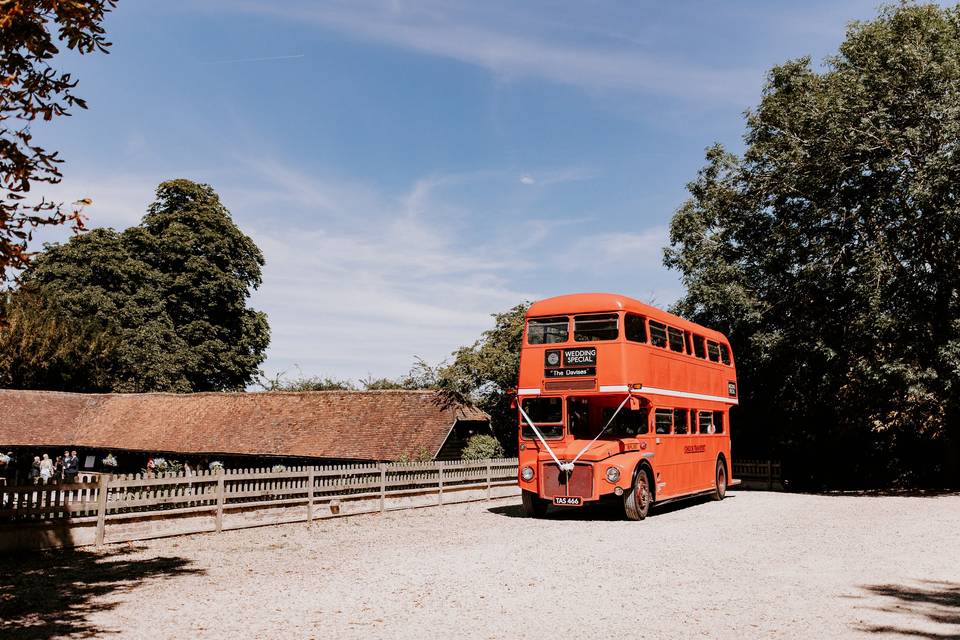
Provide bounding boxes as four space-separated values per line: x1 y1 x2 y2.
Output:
205 53 305 65
225 0 760 103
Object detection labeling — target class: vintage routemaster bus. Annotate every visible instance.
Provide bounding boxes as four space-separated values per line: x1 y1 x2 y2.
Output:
516 293 739 520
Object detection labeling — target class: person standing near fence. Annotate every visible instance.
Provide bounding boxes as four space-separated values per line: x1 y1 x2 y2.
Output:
39 454 53 484
65 450 79 484
54 455 64 484
29 456 40 484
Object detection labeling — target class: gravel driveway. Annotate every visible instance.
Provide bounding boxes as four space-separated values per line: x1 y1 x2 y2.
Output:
3 491 959 639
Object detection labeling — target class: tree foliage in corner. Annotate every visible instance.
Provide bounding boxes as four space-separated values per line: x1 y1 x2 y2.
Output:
665 3 960 488
436 303 528 454
0 0 117 278
11 179 270 392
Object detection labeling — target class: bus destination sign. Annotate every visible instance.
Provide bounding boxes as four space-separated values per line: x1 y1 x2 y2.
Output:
545 367 596 378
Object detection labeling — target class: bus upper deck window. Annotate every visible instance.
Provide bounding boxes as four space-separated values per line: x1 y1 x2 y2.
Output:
527 317 568 344
625 313 647 343
707 341 721 362
574 313 619 342
649 320 668 348
693 335 706 359
667 327 685 353
520 397 563 439
719 344 731 365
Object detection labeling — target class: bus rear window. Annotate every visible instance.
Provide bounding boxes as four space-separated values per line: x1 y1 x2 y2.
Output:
527 317 568 344
707 341 721 362
667 327 685 353
649 321 667 348
625 313 647 343
574 314 619 342
520 397 563 439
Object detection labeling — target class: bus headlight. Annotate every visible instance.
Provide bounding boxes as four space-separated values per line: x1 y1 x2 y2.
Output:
605 467 621 483
521 466 535 481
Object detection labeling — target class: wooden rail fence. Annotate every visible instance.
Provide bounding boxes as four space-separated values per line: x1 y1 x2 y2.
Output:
732 459 782 490
0 458 519 550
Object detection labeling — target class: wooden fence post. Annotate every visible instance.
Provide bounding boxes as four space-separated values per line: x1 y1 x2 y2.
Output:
95 474 109 549
486 460 492 501
306 466 315 525
379 464 386 513
215 472 225 533
438 464 444 506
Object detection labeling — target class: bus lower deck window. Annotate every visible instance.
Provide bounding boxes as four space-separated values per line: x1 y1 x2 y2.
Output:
625 313 647 343
520 397 563 438
649 320 668 348
574 313 619 342
698 410 714 434
655 408 672 434
527 317 568 344
713 411 724 433
673 408 688 434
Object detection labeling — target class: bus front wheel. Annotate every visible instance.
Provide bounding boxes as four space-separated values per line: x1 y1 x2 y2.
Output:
713 459 727 501
624 467 652 521
521 490 549 518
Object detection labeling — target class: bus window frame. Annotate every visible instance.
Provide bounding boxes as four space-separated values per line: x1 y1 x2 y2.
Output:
519 396 565 440
649 320 668 348
707 340 722 363
697 410 714 434
654 408 673 434
526 316 570 345
667 326 685 353
673 408 688 434
719 343 732 366
693 334 706 359
573 313 620 342
625 313 648 343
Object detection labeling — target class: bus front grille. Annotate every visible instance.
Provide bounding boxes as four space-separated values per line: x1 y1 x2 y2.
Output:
541 463 593 498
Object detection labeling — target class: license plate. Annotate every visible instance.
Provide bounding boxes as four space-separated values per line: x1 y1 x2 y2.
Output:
552 496 582 506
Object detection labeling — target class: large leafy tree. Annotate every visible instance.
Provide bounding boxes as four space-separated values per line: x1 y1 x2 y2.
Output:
0 0 117 278
665 3 960 488
17 179 270 392
436 303 528 454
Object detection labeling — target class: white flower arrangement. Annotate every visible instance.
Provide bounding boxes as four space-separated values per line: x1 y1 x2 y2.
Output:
0 453 10 465
101 453 118 468
153 457 168 472
209 460 224 471
271 464 287 473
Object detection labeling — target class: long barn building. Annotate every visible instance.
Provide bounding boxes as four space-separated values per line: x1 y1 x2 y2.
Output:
0 389 490 476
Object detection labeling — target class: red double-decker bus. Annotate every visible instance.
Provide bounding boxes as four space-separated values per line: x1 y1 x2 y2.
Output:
515 293 739 520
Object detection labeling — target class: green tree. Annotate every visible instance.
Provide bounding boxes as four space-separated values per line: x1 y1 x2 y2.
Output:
436 303 528 454
461 434 505 460
0 288 117 391
19 179 269 392
665 3 960 488
0 0 117 278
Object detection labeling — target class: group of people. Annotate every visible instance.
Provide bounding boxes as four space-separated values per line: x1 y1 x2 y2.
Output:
24 450 81 485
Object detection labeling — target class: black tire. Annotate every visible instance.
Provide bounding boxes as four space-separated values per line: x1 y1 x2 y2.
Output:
713 459 727 501
624 466 652 521
521 490 549 518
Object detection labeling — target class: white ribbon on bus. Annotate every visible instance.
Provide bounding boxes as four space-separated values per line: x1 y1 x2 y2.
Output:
518 392 633 473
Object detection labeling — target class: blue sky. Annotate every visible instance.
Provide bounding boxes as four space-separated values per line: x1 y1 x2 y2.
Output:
32 0 901 381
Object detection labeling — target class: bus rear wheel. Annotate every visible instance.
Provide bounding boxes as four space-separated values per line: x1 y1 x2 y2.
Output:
521 490 549 518
624 467 652 521
713 460 727 501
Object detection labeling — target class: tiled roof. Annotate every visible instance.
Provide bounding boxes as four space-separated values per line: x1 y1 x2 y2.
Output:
0 389 488 461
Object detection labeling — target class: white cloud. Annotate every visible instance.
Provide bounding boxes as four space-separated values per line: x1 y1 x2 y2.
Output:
519 175 535 185
225 0 760 103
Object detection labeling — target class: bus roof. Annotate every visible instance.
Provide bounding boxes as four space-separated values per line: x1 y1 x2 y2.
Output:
526 292 730 343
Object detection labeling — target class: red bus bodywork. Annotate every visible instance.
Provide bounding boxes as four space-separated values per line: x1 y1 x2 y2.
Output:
516 293 738 519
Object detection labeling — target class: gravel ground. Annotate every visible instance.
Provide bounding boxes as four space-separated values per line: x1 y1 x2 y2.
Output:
3 490 960 639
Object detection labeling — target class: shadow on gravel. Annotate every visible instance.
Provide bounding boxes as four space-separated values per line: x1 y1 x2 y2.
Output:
0 546 204 640
488 493 728 521
855 581 960 638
